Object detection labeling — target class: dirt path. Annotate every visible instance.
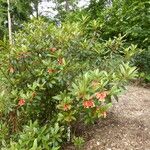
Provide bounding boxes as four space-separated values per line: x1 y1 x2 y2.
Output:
67 86 150 150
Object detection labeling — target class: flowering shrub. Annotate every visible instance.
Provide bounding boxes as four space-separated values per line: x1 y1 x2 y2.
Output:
0 19 138 149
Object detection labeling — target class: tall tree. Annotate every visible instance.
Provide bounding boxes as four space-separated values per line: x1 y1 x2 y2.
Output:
88 0 108 19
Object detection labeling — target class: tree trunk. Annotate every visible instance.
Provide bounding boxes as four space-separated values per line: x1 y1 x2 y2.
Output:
35 0 39 19
65 0 69 12
7 0 12 45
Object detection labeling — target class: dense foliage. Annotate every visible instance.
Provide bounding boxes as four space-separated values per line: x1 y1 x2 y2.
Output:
0 18 138 149
0 0 149 149
66 0 150 81
87 0 150 81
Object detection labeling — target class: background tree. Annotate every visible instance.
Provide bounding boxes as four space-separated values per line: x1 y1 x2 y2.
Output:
87 0 108 19
0 0 35 40
53 0 79 20
0 0 8 39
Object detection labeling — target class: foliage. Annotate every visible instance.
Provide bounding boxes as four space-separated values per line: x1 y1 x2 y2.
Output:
87 0 108 19
0 0 32 40
0 121 9 146
72 136 85 149
53 0 79 20
135 46 150 82
1 121 64 150
0 0 8 38
0 18 138 149
86 0 150 80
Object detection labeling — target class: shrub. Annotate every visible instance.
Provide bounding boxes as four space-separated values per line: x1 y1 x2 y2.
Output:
1 121 63 150
0 18 138 149
135 47 150 82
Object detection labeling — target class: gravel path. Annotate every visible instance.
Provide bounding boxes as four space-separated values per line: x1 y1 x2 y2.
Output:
66 86 150 150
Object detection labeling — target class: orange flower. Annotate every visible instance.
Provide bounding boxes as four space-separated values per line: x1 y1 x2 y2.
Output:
96 91 107 101
47 68 55 73
63 104 70 111
50 47 57 52
83 100 95 108
18 99 25 106
9 67 15 73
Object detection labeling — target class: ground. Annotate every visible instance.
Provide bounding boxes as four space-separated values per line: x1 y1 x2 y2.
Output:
66 86 150 150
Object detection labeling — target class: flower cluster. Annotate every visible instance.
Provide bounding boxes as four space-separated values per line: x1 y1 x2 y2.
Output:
83 100 95 108
63 104 71 111
82 91 108 108
96 91 108 101
18 99 25 106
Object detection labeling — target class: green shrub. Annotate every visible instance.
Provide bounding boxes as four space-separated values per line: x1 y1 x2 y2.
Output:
1 121 63 150
135 47 150 82
0 18 138 149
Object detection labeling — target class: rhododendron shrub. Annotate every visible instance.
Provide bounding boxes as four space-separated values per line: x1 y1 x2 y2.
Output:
0 19 138 148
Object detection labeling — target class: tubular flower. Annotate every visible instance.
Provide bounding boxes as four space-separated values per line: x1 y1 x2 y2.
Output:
50 47 57 52
47 68 55 73
18 99 25 106
63 104 70 111
83 100 95 108
96 91 107 101
9 67 15 73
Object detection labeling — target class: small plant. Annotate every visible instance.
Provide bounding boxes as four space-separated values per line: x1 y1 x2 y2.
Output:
72 136 85 150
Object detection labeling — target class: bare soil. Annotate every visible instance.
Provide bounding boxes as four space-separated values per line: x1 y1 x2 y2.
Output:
66 86 150 150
